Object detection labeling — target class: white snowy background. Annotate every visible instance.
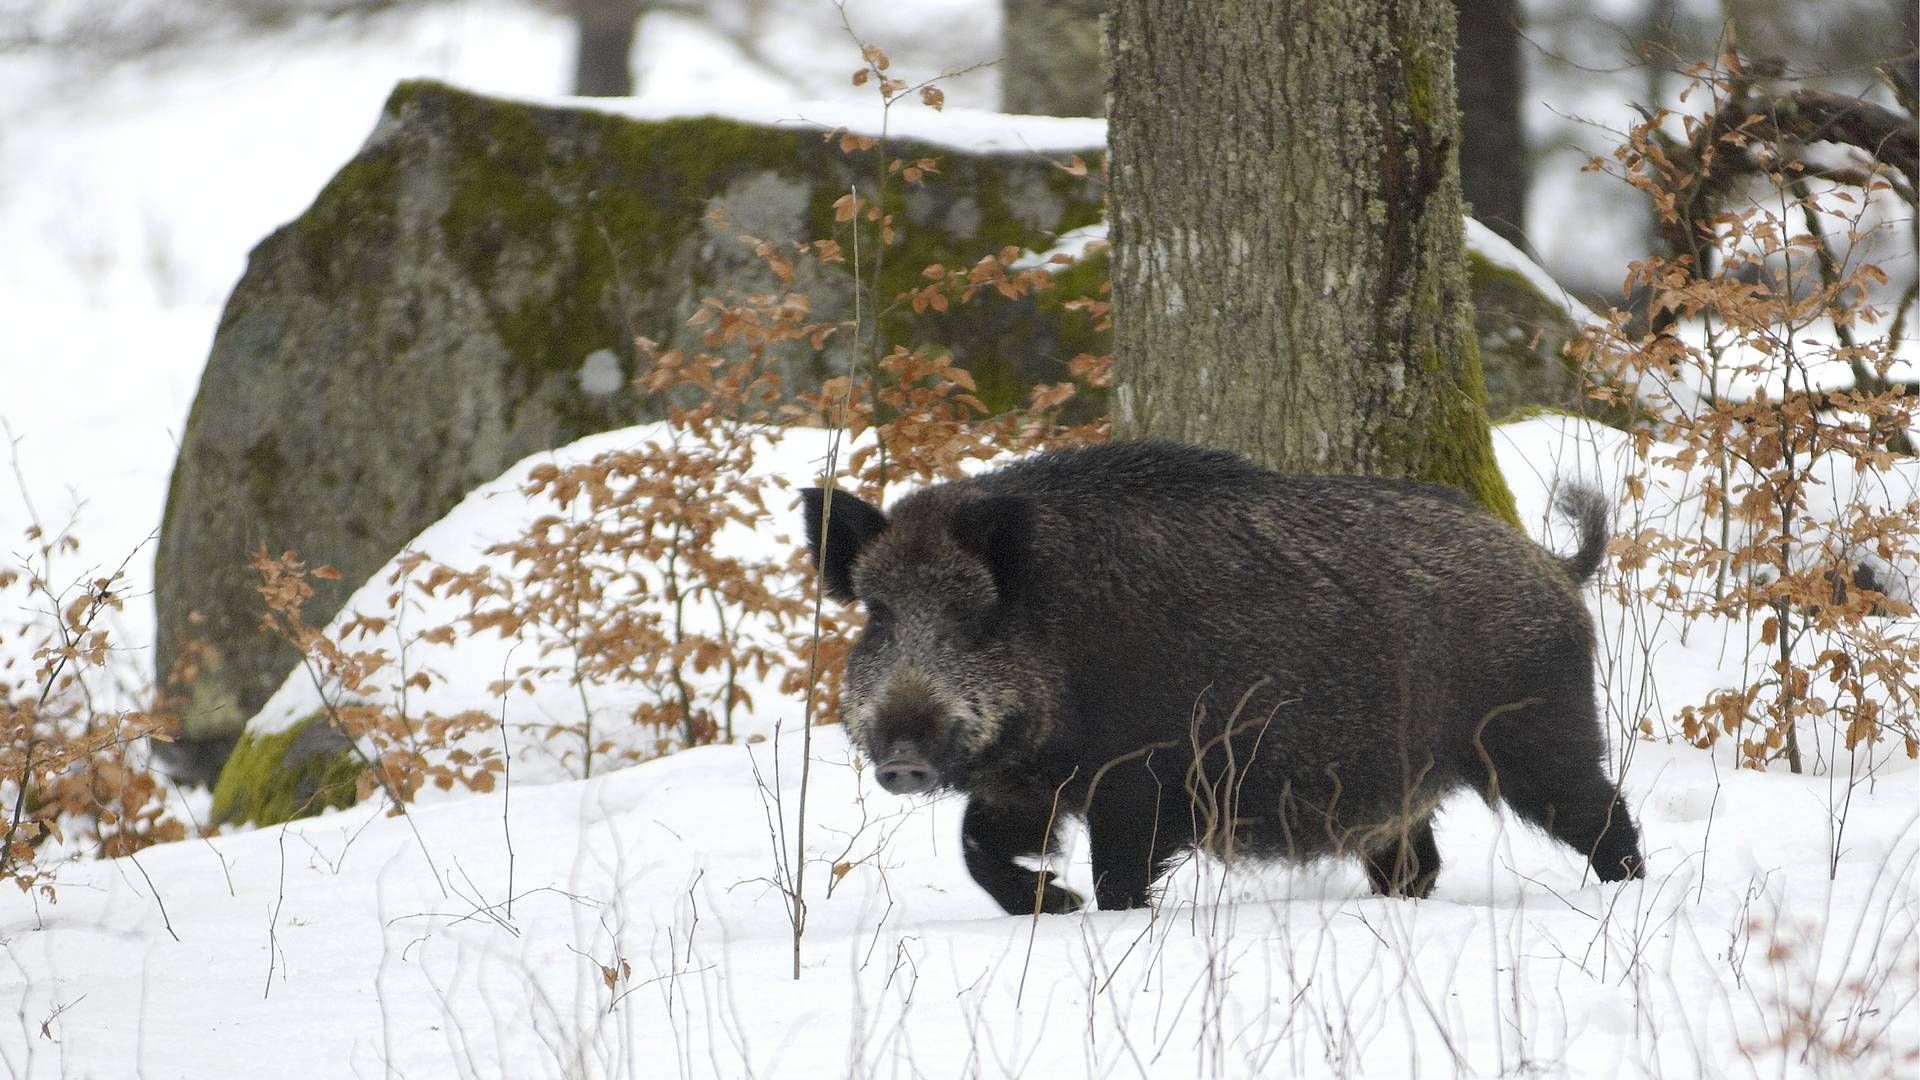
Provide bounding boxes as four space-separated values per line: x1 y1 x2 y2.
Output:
1 1 1916 1077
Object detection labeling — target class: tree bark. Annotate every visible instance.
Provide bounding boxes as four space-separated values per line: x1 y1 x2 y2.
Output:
1453 0 1528 248
572 0 642 97
1106 0 1516 522
1002 0 1107 117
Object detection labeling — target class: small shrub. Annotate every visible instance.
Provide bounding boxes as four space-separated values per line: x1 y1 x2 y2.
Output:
1 514 182 893
1578 53 1920 771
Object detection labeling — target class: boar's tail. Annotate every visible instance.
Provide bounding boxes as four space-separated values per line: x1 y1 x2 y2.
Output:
1554 485 1610 584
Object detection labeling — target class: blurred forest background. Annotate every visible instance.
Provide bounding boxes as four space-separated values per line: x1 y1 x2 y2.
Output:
2 0 1912 307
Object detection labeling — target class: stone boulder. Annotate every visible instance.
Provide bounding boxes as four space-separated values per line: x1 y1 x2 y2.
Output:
155 80 1107 780
1461 218 1602 420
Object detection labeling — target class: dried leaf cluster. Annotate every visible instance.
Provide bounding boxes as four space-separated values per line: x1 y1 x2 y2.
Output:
1580 54 1920 770
1 523 180 895
253 548 501 803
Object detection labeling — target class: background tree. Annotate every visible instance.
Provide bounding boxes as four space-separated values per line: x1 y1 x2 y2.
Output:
1106 0 1516 521
571 0 645 96
1453 0 1528 248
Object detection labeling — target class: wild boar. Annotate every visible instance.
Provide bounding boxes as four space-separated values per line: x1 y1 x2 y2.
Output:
802 441 1644 913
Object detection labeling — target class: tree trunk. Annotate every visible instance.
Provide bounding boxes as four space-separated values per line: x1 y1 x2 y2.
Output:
1453 0 1528 249
1002 0 1107 117
572 0 642 97
1903 0 1919 107
1106 0 1517 523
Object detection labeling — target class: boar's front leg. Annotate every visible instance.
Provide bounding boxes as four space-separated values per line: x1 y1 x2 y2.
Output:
1087 778 1187 911
962 797 1082 915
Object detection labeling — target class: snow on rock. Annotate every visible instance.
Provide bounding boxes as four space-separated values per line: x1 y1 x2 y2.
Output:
1465 216 1604 330
549 85 1105 155
240 423 846 786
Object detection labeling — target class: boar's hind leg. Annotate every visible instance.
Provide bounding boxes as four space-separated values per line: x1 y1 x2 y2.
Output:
1361 816 1442 898
1548 777 1643 883
1476 697 1647 884
962 797 1083 915
1506 772 1645 884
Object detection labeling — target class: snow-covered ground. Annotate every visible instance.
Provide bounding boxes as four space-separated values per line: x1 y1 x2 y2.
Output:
5 716 1914 1078
2 2 1917 1077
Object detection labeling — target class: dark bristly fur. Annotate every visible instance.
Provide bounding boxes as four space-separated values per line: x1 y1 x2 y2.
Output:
803 441 1646 914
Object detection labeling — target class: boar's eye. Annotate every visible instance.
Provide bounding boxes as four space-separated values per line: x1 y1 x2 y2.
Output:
863 600 895 630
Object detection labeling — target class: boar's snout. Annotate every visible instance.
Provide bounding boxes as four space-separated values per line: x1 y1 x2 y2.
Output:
874 748 939 795
865 686 949 794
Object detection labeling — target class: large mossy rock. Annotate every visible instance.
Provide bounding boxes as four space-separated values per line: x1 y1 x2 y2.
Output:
156 80 1107 780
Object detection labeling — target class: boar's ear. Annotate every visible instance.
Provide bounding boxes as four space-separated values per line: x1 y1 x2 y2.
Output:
950 495 1035 604
801 487 888 603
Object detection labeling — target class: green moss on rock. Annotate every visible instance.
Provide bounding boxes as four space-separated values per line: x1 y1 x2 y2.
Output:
389 77 1110 403
1464 250 1536 294
211 713 363 826
289 144 402 300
